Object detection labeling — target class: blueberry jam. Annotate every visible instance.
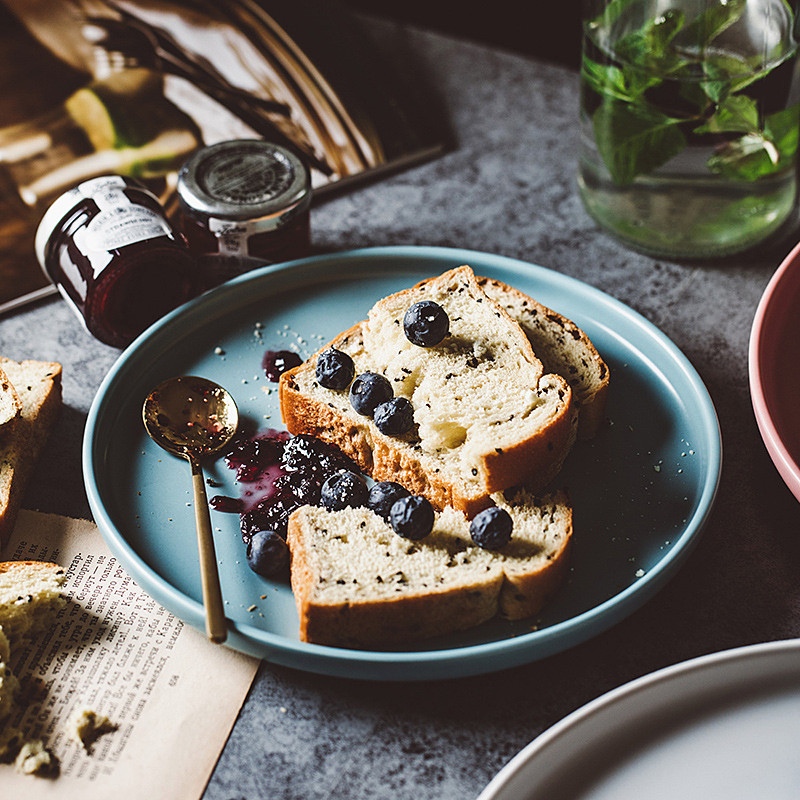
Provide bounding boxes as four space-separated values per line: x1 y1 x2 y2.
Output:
210 429 360 576
262 349 302 382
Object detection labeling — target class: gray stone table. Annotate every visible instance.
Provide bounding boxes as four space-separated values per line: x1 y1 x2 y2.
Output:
3 14 800 800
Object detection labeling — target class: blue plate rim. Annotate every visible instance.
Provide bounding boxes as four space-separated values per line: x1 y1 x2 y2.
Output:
82 245 722 680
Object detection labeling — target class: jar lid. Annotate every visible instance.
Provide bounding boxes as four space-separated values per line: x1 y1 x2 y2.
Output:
176 139 311 225
34 175 154 269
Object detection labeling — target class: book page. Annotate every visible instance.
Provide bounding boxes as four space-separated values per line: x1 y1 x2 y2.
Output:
0 510 259 798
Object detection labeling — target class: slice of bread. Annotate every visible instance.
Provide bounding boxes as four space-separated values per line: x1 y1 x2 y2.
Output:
0 560 65 763
0 358 62 545
0 367 21 437
280 266 575 517
478 277 609 440
287 488 572 648
0 561 66 642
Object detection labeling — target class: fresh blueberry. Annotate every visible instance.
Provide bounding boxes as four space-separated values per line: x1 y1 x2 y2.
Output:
281 434 358 478
469 507 513 550
274 471 322 505
349 372 393 417
367 481 411 521
320 470 369 511
246 530 290 577
389 495 435 540
315 348 355 390
374 397 415 436
262 349 302 382
240 494 300 542
403 300 449 347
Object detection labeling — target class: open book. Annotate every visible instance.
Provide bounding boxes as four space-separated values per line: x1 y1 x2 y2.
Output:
0 0 447 313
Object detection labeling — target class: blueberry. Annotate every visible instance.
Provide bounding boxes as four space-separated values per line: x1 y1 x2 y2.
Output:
274 471 322 505
246 530 290 577
262 349 302 382
240 494 300 542
367 481 411 521
469 507 513 550
389 495 435 540
320 470 369 511
374 397 415 436
315 348 355 390
281 434 358 477
403 300 449 347
349 372 393 417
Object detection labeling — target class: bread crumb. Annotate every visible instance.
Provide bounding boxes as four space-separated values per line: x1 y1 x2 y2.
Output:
248 605 257 612
69 708 117 751
14 739 57 776
635 568 645 578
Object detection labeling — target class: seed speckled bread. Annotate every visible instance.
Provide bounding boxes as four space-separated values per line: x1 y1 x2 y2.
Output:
0 358 62 544
477 277 609 440
0 367 21 437
287 488 572 648
280 266 575 518
0 561 66 642
0 560 65 764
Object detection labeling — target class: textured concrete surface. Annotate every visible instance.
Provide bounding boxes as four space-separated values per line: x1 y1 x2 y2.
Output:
2 15 800 800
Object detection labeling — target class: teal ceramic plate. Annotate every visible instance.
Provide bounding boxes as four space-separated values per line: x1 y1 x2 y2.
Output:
83 246 722 681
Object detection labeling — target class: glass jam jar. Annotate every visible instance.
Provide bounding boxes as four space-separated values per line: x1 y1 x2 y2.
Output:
35 175 198 348
176 139 311 286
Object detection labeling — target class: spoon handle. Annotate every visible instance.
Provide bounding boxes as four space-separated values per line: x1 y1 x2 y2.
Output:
190 459 227 643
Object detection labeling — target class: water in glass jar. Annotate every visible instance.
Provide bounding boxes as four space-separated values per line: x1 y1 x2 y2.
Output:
578 0 800 258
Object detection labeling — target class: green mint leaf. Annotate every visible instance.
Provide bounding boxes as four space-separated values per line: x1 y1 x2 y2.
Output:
593 98 686 184
766 104 800 153
582 56 633 102
679 0 746 48
695 94 760 135
707 134 781 180
615 9 687 74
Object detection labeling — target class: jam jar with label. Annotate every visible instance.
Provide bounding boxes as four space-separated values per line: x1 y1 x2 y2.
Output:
35 175 198 348
176 139 311 286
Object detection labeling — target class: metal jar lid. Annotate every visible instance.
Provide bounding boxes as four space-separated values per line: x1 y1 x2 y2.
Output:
176 139 311 227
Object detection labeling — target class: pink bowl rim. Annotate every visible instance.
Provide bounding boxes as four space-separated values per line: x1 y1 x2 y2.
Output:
748 240 800 502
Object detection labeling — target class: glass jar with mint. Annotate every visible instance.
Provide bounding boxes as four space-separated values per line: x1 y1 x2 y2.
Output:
578 0 800 258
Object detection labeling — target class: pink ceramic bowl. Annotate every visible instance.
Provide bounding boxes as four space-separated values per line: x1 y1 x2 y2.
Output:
749 241 800 502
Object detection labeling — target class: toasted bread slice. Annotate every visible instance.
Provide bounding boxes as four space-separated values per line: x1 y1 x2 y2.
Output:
0 359 62 544
280 266 575 517
287 489 572 648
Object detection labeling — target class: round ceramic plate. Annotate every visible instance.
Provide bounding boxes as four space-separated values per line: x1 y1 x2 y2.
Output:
477 638 800 800
83 246 722 681
749 241 800 502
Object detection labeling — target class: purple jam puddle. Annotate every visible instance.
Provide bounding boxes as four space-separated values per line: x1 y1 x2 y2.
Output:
210 429 359 544
261 349 302 382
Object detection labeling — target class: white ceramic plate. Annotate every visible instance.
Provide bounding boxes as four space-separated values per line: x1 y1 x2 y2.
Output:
478 638 800 799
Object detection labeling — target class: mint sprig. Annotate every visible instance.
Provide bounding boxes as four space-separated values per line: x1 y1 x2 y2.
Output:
584 0 794 186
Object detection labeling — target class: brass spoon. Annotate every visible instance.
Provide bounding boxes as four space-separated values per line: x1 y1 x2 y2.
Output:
143 376 239 644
